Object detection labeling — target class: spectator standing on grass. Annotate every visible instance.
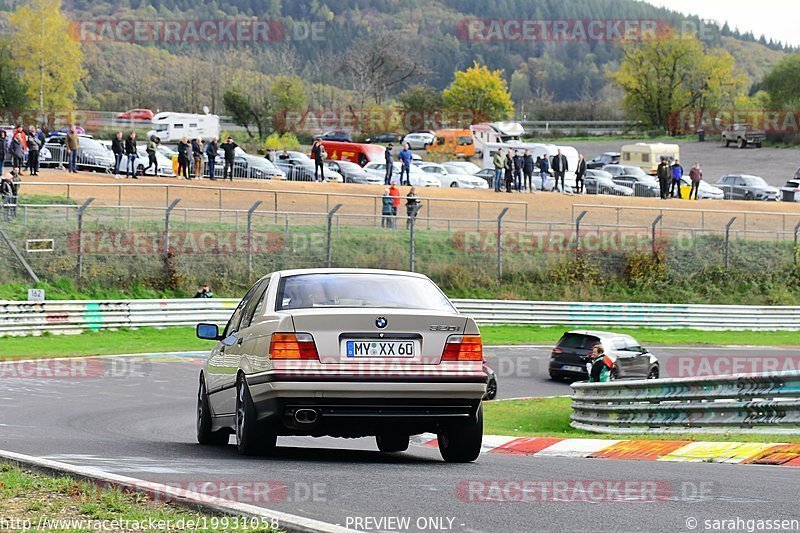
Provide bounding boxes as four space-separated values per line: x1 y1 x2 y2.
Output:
504 150 513 193
522 149 535 193
66 125 79 173
311 139 325 181
537 154 550 191
389 183 400 228
205 137 218 180
111 131 124 179
493 149 504 192
512 149 523 192
191 138 204 179
689 162 702 200
656 157 670 199
177 137 190 180
384 143 394 185
671 158 684 199
398 143 412 186
381 188 393 228
1 173 14 221
26 128 41 176
10 132 25 172
222 137 238 181
575 154 586 194
406 187 421 229
552 149 568 193
125 132 138 179
144 134 160 176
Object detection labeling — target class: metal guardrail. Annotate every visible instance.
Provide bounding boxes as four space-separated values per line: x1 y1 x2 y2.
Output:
571 371 800 434
3 298 800 336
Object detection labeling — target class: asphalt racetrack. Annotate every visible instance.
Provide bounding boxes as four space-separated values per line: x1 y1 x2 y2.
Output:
2 346 799 532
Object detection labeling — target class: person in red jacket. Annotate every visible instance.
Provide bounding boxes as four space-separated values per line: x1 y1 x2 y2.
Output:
388 183 401 227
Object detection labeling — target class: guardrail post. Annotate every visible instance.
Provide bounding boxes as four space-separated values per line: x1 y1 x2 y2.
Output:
76 198 94 281
247 201 262 281
326 204 343 268
574 210 588 252
724 216 737 269
497 207 509 279
409 212 416 273
651 214 663 256
164 199 181 257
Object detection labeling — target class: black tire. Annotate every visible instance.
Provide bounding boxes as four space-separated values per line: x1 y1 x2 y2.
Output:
755 142 763 148
437 404 483 463
197 377 228 445
137 164 144 176
737 137 746 149
549 371 562 381
647 366 659 379
744 191 754 201
484 375 497 400
609 366 620 381
450 182 459 188
235 376 277 456
376 433 410 453
725 139 731 147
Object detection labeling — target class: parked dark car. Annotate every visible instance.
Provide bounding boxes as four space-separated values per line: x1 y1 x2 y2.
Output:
365 133 401 144
549 330 659 382
325 160 381 184
611 174 660 197
41 134 113 172
313 130 352 142
715 174 779 201
587 152 620 169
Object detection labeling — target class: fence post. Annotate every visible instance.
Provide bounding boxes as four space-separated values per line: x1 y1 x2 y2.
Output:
326 203 343 268
164 199 181 257
497 207 509 279
794 221 800 266
247 201 263 281
409 212 416 272
724 216 737 269
574 210 588 252
76 198 94 281
651 214 663 256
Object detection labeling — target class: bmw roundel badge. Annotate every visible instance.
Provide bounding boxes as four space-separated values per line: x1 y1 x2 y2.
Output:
375 316 388 329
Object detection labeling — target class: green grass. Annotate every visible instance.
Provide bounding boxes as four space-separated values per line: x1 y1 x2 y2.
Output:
480 325 800 347
0 463 273 531
4 325 800 360
484 398 800 443
0 327 208 359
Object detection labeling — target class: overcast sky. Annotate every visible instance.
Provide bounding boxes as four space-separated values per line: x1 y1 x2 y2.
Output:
641 0 800 47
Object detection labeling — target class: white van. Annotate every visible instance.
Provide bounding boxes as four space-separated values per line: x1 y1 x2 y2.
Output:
471 122 525 157
147 112 221 143
621 143 680 175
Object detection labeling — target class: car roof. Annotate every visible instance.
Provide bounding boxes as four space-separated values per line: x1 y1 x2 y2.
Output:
564 329 635 340
264 268 430 282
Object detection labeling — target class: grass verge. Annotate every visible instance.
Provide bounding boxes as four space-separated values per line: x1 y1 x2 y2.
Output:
3 325 800 360
483 398 800 443
0 463 273 532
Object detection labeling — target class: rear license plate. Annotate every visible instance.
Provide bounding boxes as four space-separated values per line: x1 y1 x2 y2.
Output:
344 340 417 358
562 365 584 373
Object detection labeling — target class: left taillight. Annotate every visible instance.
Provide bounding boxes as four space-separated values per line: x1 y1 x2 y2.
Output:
441 335 483 361
269 333 319 360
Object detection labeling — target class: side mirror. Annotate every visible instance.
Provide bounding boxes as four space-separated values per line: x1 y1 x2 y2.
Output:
196 323 221 341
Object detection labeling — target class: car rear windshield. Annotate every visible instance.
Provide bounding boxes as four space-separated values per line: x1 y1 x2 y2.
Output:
276 273 456 312
557 333 600 350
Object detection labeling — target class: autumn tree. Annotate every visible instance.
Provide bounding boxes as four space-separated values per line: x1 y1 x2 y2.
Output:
269 76 307 133
611 34 745 132
223 87 272 139
9 0 85 113
442 63 514 125
762 54 800 110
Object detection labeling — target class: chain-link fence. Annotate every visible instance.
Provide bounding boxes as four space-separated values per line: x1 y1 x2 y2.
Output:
1 200 799 296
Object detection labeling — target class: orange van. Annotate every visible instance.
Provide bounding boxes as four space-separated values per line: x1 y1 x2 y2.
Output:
426 129 475 158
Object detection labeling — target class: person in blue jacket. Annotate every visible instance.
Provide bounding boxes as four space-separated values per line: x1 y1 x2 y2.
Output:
398 143 413 186
671 159 684 199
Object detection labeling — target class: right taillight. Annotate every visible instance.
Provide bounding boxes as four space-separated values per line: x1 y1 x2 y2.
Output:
269 333 319 360
442 335 483 361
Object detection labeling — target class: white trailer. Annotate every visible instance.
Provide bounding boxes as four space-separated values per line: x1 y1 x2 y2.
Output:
147 112 220 143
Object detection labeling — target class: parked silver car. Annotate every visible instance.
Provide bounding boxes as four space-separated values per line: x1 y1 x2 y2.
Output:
195 269 487 462
715 174 779 201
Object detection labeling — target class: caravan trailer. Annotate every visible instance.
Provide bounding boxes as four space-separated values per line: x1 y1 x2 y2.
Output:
147 112 221 143
621 143 680 175
470 122 525 157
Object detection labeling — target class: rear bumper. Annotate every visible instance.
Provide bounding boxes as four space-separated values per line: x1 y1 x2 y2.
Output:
245 372 486 437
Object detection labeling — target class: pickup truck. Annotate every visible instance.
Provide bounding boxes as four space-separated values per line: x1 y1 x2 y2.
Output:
722 123 765 148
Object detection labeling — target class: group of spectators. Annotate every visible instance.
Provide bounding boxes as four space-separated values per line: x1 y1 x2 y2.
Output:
0 125 46 177
656 158 703 200
492 148 585 193
174 136 237 181
383 143 414 186
382 184 421 229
